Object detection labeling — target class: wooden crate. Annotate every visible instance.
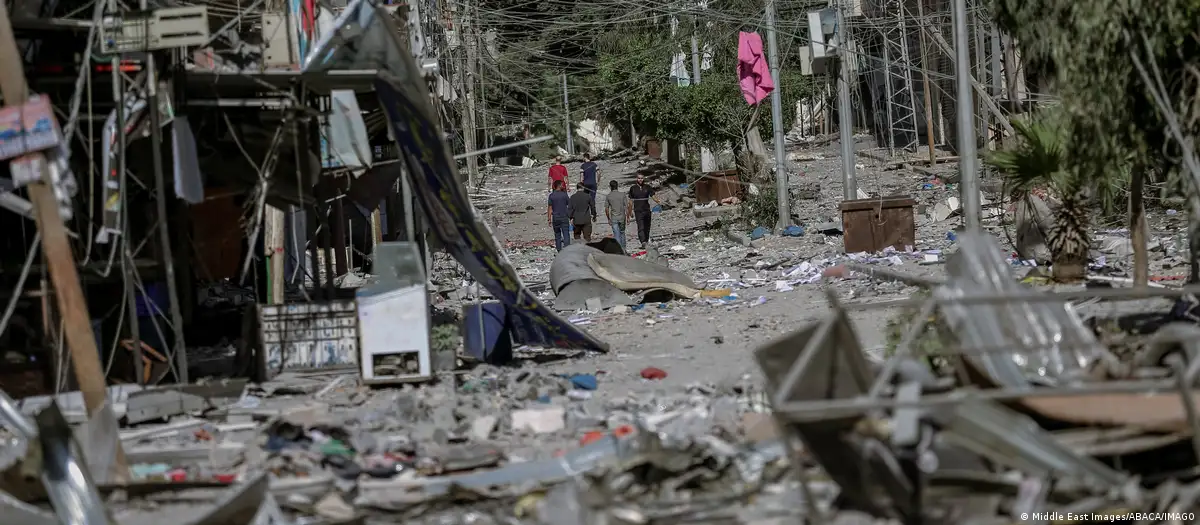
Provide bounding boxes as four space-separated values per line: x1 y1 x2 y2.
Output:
694 169 743 204
839 195 916 253
645 139 662 159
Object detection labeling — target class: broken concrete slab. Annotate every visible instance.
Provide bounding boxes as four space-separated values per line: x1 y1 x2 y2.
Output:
511 406 566 434
125 388 210 425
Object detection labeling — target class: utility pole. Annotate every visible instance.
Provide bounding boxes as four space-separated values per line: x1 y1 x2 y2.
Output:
0 0 128 477
692 27 715 172
145 45 189 384
836 8 857 200
562 72 573 155
764 0 790 228
460 2 479 187
916 0 936 165
953 0 980 229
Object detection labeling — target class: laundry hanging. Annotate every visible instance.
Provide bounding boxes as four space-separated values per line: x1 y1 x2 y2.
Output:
737 31 775 105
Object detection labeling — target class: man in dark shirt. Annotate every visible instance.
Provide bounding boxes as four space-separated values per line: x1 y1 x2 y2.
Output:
627 173 661 248
580 153 599 209
566 182 596 242
547 180 571 251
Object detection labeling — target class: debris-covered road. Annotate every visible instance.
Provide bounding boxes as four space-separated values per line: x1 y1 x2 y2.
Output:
473 140 958 397
6 137 1200 525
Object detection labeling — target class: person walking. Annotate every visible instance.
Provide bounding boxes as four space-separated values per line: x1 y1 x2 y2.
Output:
547 155 568 192
567 182 596 243
604 180 629 251
628 174 661 248
547 180 571 251
580 153 600 209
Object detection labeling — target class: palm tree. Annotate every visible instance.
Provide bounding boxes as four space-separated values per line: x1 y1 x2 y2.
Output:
985 110 1107 282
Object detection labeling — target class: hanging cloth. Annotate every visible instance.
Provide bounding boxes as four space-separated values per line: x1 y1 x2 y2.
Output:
737 31 775 105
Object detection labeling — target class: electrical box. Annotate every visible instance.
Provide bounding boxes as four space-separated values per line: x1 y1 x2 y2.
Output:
262 12 298 67
798 45 814 76
357 242 432 384
100 6 209 54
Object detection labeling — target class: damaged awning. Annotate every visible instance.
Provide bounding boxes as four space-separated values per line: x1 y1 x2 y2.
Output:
299 0 606 352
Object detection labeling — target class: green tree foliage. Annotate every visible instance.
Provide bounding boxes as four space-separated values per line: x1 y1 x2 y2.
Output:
590 28 816 151
477 1 819 153
990 0 1200 280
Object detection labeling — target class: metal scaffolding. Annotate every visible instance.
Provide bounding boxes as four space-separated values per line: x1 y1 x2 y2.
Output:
838 0 1026 159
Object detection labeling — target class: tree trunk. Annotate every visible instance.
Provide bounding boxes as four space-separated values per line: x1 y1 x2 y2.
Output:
1130 168 1148 287
1049 198 1088 282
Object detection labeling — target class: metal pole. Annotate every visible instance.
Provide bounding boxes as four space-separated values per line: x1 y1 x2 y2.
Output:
146 55 189 383
765 0 790 228
953 0 980 229
692 31 716 172
916 0 936 165
882 42 896 156
561 72 573 156
111 30 142 385
461 1 479 187
836 9 856 200
972 10 988 149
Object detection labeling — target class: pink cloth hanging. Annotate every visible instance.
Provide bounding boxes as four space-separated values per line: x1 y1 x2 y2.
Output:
737 31 775 105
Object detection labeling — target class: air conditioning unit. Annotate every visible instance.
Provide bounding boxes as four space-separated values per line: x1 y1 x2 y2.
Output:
100 6 209 54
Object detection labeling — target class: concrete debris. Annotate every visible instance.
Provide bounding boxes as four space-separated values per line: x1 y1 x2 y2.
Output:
511 406 566 434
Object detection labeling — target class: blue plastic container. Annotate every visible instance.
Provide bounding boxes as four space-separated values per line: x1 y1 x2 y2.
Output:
463 302 512 365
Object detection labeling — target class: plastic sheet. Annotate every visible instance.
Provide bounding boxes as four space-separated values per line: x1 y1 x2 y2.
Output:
937 232 1109 387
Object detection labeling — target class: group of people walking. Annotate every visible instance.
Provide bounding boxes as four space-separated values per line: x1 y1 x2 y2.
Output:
545 154 660 252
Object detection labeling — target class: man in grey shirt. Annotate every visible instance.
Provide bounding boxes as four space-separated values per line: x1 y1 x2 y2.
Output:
604 180 630 251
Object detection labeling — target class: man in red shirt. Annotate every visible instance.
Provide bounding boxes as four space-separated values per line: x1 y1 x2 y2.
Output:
547 156 568 191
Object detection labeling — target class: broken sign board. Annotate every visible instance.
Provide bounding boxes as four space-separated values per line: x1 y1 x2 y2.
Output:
0 96 62 162
258 300 359 379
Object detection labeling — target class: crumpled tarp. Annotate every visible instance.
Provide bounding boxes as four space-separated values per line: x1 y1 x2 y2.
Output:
549 245 634 310
302 0 607 352
549 245 703 307
587 253 701 298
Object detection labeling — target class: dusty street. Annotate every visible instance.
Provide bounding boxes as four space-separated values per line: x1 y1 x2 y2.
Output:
470 139 958 396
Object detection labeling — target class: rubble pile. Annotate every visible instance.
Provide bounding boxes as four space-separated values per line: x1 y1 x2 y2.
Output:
1 364 817 524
